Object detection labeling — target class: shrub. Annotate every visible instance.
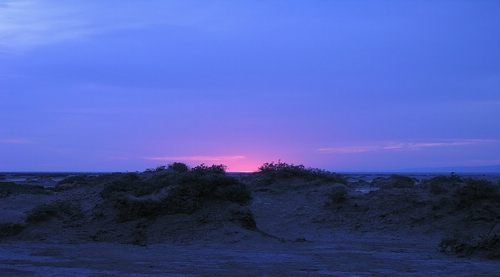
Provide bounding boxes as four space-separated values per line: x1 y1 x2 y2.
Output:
26 201 84 223
103 166 252 222
426 174 462 194
454 179 500 209
0 182 47 198
113 198 160 221
57 173 129 190
165 173 251 211
257 161 346 183
168 162 189 173
191 164 226 175
100 173 148 198
0 223 25 239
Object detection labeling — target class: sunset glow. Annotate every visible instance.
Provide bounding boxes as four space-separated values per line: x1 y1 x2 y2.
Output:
1 1 499 172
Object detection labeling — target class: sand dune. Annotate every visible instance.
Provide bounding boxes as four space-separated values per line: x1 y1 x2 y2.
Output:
0 166 499 275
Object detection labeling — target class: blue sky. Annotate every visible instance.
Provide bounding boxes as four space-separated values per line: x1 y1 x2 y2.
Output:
1 0 500 172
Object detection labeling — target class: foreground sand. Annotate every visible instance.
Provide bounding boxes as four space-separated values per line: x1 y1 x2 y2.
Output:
1 235 499 276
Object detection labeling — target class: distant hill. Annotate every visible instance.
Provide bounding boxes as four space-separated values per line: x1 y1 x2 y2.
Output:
399 165 500 173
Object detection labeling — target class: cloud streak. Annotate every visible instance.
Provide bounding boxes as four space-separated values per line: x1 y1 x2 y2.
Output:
0 138 32 144
0 0 91 51
318 139 497 154
0 0 156 52
0 0 219 52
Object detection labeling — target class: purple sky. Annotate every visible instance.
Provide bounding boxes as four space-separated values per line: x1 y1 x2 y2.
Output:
1 1 500 172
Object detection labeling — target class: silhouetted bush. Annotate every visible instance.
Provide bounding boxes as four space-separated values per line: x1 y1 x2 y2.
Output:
26 201 84 223
191 164 226 175
0 223 25 239
0 182 47 198
168 162 189 173
454 179 500 209
425 174 463 194
257 161 346 183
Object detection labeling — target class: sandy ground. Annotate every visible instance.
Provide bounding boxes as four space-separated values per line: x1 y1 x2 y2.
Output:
1 237 499 276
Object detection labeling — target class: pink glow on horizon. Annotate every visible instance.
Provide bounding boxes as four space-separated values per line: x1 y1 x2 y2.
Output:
143 155 264 172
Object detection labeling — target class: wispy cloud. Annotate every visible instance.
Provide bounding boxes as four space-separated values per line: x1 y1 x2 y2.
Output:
0 0 91 51
318 139 497 154
144 155 246 162
0 138 32 144
0 0 217 52
0 0 151 52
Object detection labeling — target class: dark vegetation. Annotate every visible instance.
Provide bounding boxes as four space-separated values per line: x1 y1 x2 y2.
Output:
433 178 500 259
454 178 500 209
372 175 416 189
99 163 252 222
0 182 47 198
57 175 96 186
257 161 346 184
168 162 189 173
56 173 127 190
0 223 25 239
424 174 463 194
26 201 84 223
440 233 500 259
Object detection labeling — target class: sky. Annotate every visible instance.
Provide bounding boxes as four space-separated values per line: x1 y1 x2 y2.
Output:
1 0 500 172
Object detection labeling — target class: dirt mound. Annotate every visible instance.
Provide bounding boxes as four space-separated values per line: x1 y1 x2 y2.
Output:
2 164 260 245
320 176 500 259
1 168 499 260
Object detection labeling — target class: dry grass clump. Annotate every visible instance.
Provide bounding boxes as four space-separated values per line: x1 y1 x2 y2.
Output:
437 178 500 259
0 182 47 198
454 179 500 209
424 174 463 195
26 201 85 223
56 173 131 191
